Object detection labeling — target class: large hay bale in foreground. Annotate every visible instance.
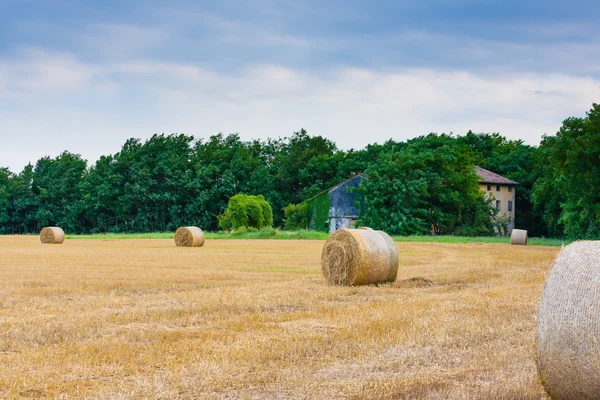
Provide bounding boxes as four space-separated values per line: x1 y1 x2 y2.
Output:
321 228 398 286
40 227 65 244
174 226 205 247
510 229 528 245
537 241 600 399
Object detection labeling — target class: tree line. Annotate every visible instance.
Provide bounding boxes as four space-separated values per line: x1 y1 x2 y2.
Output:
1 104 599 238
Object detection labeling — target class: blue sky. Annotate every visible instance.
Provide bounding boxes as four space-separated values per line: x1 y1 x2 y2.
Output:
1 0 599 172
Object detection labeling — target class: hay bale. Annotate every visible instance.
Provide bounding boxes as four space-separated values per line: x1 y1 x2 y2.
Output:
510 229 528 245
321 228 398 286
40 227 65 244
358 227 373 230
537 241 600 399
174 226 205 247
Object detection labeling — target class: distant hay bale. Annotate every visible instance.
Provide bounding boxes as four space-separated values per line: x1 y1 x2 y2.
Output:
40 227 65 244
537 241 600 399
174 226 205 247
321 228 399 286
510 229 528 245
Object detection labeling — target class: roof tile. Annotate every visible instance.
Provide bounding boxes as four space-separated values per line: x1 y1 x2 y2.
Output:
475 166 518 185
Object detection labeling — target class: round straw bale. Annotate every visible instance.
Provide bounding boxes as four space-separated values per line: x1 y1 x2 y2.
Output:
537 241 600 399
40 227 65 244
510 229 528 245
358 227 373 230
174 226 205 247
321 228 399 286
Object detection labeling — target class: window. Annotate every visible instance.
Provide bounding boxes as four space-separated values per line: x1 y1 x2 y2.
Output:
508 201 513 212
496 200 501 211
487 184 491 191
508 186 513 192
496 185 500 192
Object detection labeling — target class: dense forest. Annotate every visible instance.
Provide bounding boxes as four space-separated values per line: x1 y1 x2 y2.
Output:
1 104 599 238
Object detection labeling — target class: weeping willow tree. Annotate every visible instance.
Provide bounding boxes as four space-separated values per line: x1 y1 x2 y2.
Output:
218 194 274 230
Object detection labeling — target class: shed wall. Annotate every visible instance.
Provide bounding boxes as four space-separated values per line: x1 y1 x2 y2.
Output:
328 175 362 233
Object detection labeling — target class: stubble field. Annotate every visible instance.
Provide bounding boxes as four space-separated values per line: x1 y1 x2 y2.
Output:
0 236 558 399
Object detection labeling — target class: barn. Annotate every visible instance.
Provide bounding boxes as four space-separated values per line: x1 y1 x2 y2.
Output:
306 174 363 233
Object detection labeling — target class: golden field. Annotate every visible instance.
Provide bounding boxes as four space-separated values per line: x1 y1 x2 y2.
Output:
0 236 558 399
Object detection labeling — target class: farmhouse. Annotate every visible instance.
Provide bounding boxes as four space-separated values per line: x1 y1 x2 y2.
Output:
475 166 518 230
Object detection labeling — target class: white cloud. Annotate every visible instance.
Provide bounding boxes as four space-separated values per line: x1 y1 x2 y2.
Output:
2 52 600 172
0 49 111 98
116 61 599 145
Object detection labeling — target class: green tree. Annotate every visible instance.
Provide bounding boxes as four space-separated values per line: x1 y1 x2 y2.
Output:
5 164 39 234
218 194 274 230
1 127 555 236
269 129 337 225
533 104 600 238
189 134 266 231
76 154 123 233
0 168 12 232
32 152 88 232
359 134 495 236
283 203 308 230
91 134 196 233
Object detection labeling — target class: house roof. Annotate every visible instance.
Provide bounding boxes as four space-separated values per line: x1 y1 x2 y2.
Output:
303 174 364 203
475 166 518 185
327 173 364 192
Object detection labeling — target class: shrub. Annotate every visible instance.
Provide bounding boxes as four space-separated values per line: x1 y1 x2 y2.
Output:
283 203 308 230
218 194 274 230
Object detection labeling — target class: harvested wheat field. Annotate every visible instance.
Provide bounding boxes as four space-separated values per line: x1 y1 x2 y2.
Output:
0 236 558 399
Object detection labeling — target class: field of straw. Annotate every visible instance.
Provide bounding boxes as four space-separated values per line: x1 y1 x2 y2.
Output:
0 236 558 399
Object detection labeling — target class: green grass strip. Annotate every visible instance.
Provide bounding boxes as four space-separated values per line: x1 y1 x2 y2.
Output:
65 229 569 246
66 229 329 241
391 235 569 247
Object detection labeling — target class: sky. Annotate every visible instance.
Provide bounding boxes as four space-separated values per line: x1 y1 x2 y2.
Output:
1 0 600 172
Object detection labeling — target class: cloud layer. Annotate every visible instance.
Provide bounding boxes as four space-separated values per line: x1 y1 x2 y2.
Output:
1 1 599 171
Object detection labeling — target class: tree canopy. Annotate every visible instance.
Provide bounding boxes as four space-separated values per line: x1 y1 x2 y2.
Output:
533 103 600 238
359 134 495 235
218 194 273 230
2 104 598 238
